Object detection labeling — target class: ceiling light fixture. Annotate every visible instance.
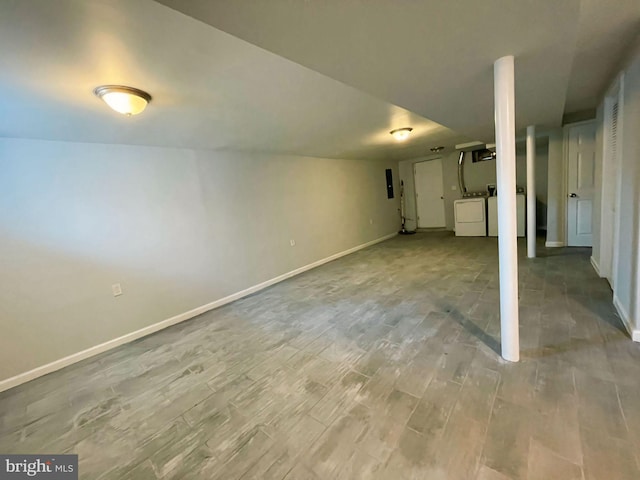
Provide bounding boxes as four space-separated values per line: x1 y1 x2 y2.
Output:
390 127 413 141
93 85 152 116
430 146 444 153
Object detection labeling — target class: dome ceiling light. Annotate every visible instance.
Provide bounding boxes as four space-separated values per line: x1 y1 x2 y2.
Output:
390 127 413 141
93 85 152 116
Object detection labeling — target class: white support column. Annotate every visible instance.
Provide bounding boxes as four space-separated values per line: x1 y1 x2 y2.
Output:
526 125 537 258
494 55 519 362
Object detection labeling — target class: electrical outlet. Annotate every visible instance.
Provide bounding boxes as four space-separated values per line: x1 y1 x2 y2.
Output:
290 239 296 247
112 283 123 297
451 185 457 190
369 219 374 225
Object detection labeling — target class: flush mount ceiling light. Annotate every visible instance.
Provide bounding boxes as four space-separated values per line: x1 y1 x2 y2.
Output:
93 85 151 116
430 146 444 153
390 127 413 141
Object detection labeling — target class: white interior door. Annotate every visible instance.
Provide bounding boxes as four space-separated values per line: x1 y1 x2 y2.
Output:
567 122 596 247
414 159 445 228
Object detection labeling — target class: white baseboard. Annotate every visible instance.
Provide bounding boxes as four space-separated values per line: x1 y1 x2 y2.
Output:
613 294 640 342
590 256 602 277
0 232 397 393
545 241 565 247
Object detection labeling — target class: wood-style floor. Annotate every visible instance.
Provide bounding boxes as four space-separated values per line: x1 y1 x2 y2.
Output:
1 232 639 479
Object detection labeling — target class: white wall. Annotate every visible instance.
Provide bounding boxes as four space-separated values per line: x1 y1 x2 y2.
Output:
0 138 400 383
400 141 548 232
545 128 565 246
613 44 640 334
592 37 640 338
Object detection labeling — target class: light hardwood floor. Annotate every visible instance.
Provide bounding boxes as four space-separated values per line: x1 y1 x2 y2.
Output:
1 232 639 479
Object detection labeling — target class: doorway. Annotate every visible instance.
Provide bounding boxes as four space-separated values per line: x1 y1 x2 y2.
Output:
414 158 445 228
566 121 596 247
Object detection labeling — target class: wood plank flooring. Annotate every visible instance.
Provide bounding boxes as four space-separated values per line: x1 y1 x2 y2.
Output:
1 232 639 479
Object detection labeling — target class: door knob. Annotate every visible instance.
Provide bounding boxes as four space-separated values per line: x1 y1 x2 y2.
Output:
569 193 578 198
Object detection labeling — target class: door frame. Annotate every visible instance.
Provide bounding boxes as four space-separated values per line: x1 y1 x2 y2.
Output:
413 157 445 229
563 119 596 247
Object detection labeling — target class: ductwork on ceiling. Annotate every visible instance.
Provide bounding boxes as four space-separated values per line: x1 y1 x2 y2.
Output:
455 142 496 197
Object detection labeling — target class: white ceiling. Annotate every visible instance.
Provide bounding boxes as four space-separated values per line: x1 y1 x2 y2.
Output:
0 0 469 161
157 0 640 142
564 0 640 113
1 0 638 161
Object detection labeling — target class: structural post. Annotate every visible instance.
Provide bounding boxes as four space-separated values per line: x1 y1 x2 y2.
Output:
494 55 519 362
526 125 537 258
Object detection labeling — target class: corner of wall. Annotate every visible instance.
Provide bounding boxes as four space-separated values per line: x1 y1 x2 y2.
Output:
590 256 602 277
591 103 605 267
614 294 640 343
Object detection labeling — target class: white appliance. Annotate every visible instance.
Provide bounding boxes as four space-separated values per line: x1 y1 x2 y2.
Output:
454 198 487 236
488 194 525 237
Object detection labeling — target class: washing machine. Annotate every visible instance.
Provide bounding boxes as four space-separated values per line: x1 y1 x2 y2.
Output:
454 197 487 236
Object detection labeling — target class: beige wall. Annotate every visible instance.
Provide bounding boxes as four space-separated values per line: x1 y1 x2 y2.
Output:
0 138 400 382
